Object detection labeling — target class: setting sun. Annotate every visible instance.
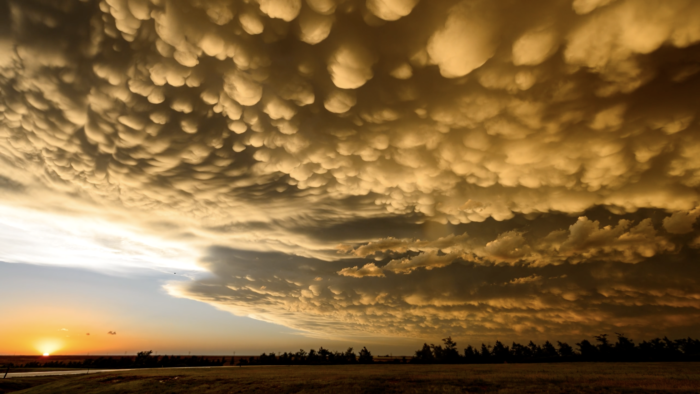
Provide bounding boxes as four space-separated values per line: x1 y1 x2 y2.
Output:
35 339 63 357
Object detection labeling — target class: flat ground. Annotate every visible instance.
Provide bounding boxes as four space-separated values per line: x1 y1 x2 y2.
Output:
0 355 233 373
2 363 699 393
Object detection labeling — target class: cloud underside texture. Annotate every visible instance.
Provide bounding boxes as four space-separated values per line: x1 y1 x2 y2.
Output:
1 0 700 339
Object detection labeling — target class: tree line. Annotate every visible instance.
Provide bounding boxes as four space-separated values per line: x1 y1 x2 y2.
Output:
412 334 700 363
240 347 377 365
4 333 699 371
243 334 700 366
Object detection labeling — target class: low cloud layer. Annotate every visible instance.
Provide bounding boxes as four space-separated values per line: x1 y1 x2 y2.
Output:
1 0 700 340
170 241 700 341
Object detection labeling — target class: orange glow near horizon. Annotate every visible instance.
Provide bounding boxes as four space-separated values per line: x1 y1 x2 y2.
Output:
35 339 63 357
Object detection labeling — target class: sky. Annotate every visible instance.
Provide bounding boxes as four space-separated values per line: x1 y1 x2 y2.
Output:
1 0 700 355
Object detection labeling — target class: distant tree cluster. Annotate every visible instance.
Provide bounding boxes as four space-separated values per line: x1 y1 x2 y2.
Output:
242 347 376 365
412 334 700 364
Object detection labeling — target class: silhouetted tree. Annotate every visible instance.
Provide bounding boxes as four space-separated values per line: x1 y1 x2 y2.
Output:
413 343 434 363
136 350 152 358
511 342 528 361
463 345 477 363
491 341 510 363
307 349 318 363
557 341 574 358
358 347 373 364
258 352 277 364
441 337 460 363
480 343 491 362
541 341 558 359
135 350 153 367
577 339 597 360
614 333 636 361
527 341 542 358
344 347 357 363
595 334 613 360
294 349 307 363
430 343 443 361
679 337 700 357
663 337 682 360
318 347 329 363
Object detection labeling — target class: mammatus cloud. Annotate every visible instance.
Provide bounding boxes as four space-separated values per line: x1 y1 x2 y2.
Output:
338 262 385 278
168 243 700 340
1 0 700 340
338 216 677 278
663 208 700 234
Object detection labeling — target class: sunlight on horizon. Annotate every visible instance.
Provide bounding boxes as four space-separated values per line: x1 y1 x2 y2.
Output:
35 339 63 357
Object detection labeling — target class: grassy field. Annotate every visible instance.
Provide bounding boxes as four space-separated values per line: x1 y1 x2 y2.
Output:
3 363 700 393
0 355 232 365
0 376 66 394
0 355 234 373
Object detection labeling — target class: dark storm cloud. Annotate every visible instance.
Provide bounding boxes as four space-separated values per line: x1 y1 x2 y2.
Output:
0 174 24 192
1 0 700 338
172 243 700 340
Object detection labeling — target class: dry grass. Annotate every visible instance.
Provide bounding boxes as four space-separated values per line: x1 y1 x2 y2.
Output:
0 355 230 365
0 355 232 373
8 362 700 393
0 376 65 394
